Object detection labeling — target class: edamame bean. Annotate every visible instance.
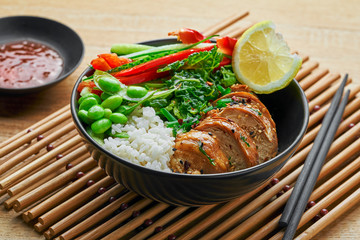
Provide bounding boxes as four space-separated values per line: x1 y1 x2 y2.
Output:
112 132 129 138
88 105 105 120
101 92 112 100
79 97 98 111
78 93 101 105
104 108 112 118
77 110 93 125
101 95 123 111
126 86 148 98
98 76 121 93
109 113 128 124
91 118 112 134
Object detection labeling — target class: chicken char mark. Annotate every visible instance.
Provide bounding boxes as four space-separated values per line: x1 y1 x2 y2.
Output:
195 117 259 170
169 130 231 174
211 104 278 163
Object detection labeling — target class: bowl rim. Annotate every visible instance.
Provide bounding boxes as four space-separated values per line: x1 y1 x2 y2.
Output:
0 15 84 93
70 38 309 179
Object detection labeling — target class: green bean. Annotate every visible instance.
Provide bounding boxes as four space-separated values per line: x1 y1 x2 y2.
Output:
78 93 101 105
88 105 105 120
160 108 177 121
127 86 148 98
91 118 112 134
79 97 98 111
109 113 128 124
98 76 121 93
77 110 93 125
101 92 112 100
110 43 153 56
104 108 112 119
101 95 123 111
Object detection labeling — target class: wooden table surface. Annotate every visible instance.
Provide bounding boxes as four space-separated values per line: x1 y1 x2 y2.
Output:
0 0 359 239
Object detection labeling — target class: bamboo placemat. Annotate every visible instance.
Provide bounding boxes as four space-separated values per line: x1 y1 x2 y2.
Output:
0 12 359 240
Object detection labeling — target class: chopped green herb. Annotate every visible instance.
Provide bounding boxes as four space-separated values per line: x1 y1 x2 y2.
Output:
250 107 262 116
216 98 232 108
228 157 232 166
198 141 215 166
240 136 250 147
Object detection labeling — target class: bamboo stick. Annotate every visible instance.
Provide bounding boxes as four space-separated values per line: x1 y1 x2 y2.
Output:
7 144 87 197
0 129 77 182
304 73 341 100
0 110 72 158
278 118 360 180
13 157 96 212
225 23 253 38
296 188 360 240
48 185 125 237
223 149 360 240
201 134 360 239
148 205 217 240
271 170 360 240
37 176 115 228
0 155 47 199
4 166 63 209
202 12 250 36
0 146 47 179
26 167 105 221
248 142 360 240
297 105 360 151
299 69 329 90
308 78 352 111
102 203 170 240
59 191 138 240
248 155 360 240
76 198 153 240
131 207 188 240
0 104 70 150
0 122 75 175
308 86 359 128
295 62 319 81
0 135 83 190
178 184 269 240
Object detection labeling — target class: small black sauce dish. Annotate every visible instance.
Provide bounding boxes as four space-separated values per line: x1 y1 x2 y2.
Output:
0 16 84 94
70 39 309 206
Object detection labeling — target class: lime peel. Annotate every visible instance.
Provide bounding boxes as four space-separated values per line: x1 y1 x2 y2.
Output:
232 20 302 94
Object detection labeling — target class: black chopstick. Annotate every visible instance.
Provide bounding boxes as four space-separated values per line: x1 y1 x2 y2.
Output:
279 74 349 228
282 88 350 240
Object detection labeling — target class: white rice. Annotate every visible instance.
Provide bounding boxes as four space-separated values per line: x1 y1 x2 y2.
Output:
103 107 174 172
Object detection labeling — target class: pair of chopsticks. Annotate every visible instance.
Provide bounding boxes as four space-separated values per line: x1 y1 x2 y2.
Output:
279 74 350 239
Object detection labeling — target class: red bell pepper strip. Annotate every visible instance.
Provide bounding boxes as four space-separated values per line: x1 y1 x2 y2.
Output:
168 28 209 44
214 57 232 72
77 81 102 95
113 45 214 78
216 36 238 56
116 68 170 85
90 58 111 71
98 53 132 68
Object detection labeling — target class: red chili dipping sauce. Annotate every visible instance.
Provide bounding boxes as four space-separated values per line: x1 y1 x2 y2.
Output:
0 40 64 88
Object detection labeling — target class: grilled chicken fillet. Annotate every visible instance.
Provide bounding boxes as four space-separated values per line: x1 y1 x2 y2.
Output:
169 130 231 174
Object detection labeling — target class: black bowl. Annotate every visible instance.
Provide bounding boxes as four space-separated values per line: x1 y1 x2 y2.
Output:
71 39 309 206
0 16 84 94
